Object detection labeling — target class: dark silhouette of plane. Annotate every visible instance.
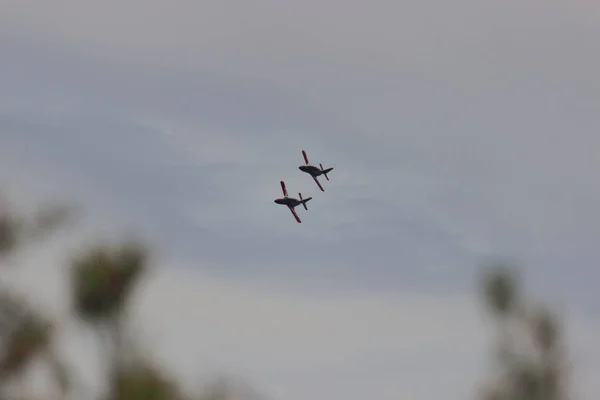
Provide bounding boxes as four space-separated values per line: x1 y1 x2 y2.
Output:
274 180 312 223
298 150 333 191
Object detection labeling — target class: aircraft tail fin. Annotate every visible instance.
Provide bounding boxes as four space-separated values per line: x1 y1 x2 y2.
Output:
321 166 333 180
299 193 311 210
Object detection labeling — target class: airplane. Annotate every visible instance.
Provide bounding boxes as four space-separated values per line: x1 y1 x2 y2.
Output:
273 180 312 223
298 150 333 192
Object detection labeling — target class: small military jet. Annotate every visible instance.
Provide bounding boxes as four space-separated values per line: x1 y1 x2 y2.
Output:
274 180 312 223
298 150 333 192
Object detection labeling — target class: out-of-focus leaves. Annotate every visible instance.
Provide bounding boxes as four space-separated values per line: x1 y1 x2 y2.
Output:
0 213 22 258
113 241 147 292
477 264 569 400
508 360 541 400
70 241 147 323
530 306 559 353
0 292 27 337
539 365 561 400
108 360 183 400
0 309 51 381
482 265 519 317
26 203 77 240
0 200 74 261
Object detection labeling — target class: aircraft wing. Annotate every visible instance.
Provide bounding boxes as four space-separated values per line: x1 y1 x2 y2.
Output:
302 150 309 165
290 207 301 223
280 181 288 197
313 176 325 192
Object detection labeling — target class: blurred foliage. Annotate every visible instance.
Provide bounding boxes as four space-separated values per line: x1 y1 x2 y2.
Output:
0 189 578 400
0 213 22 257
70 241 147 324
0 292 51 382
108 359 184 400
0 191 250 399
0 199 74 261
0 310 51 380
478 264 568 400
482 264 520 318
28 202 77 240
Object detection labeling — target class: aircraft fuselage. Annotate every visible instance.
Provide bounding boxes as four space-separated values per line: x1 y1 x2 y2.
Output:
274 197 302 208
299 165 323 176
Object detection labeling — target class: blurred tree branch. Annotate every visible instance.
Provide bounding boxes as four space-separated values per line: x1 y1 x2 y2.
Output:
478 264 569 400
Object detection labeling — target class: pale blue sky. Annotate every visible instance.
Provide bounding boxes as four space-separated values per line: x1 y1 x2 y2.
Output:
1 1 599 399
